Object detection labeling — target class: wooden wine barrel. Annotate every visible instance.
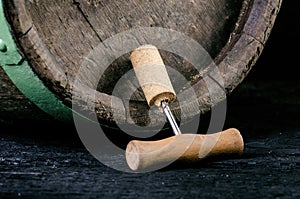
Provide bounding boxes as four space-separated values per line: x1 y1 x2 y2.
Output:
0 0 282 127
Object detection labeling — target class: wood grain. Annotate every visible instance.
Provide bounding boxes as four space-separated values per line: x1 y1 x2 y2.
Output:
126 128 244 171
1 0 282 127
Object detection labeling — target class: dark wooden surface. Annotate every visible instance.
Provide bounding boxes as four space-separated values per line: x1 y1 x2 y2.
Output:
0 130 298 198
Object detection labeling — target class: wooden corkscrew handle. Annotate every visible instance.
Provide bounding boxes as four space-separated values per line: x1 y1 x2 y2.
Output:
126 128 244 171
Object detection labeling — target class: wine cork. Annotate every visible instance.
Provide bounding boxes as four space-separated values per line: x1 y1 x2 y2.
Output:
130 45 176 107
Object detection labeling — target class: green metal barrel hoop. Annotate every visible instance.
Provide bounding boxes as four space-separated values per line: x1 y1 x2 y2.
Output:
0 0 72 122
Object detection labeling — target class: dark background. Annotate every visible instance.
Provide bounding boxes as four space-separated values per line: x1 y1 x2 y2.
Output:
223 0 300 136
245 0 299 81
0 0 299 198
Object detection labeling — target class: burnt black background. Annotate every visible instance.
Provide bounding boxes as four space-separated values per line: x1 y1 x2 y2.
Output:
0 1 299 198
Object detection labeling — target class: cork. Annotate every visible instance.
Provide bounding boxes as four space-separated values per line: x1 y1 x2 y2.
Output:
130 45 176 107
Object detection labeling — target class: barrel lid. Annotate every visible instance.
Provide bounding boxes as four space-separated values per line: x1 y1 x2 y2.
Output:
1 0 282 128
